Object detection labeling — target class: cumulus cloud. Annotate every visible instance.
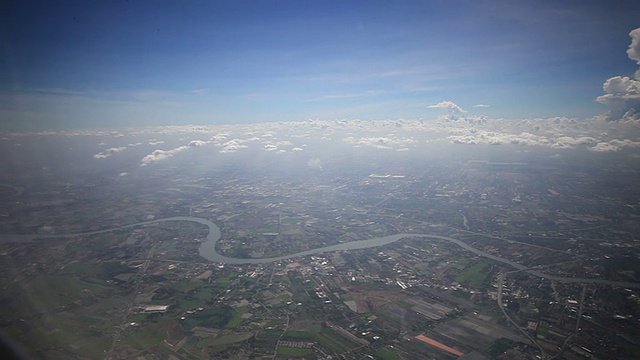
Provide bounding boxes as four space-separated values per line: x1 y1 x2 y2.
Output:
627 28 640 65
188 140 207 147
217 138 254 153
93 146 127 159
428 101 467 119
551 136 598 149
589 138 640 152
210 133 229 141
597 28 640 121
140 146 188 166
260 139 296 153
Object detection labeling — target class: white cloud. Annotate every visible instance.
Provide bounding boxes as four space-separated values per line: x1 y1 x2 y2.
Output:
140 146 189 166
627 28 640 65
188 140 207 147
93 146 127 159
343 136 417 150
148 140 165 145
473 104 490 108
589 138 640 152
596 76 640 121
210 133 229 141
308 158 323 170
428 100 466 112
447 129 548 146
218 138 253 153
551 136 598 148
46 117 640 164
597 27 640 121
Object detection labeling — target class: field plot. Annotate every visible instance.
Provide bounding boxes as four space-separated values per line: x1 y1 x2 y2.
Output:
406 296 454 320
433 314 527 350
315 327 364 354
415 334 464 356
455 261 491 288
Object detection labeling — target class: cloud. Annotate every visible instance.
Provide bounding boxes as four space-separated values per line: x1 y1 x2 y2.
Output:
597 28 640 121
447 129 548 146
188 140 207 146
190 88 210 95
589 138 640 152
596 76 640 121
259 139 296 153
140 146 189 166
217 138 253 153
427 100 467 119
551 136 598 149
308 158 323 170
93 146 127 159
627 28 640 65
210 133 229 141
473 104 490 108
343 136 417 150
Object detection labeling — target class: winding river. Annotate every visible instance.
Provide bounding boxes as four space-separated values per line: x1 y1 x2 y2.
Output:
2 216 640 289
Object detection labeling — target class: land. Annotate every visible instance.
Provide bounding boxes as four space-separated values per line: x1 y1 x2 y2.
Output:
0 131 639 360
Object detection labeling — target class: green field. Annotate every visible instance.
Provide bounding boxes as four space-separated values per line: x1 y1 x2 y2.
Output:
197 332 253 347
375 347 403 360
277 346 314 357
181 307 235 330
315 328 360 354
455 261 490 288
123 324 166 349
282 330 317 341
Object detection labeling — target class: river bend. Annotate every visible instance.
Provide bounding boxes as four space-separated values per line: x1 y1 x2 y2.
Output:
1 216 639 289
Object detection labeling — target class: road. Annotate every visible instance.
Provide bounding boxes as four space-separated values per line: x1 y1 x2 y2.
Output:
105 242 156 360
498 271 547 360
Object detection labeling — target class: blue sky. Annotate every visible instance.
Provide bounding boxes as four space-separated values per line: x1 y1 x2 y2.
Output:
2 0 640 129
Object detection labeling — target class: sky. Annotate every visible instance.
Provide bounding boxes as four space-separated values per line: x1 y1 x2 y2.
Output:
1 0 640 130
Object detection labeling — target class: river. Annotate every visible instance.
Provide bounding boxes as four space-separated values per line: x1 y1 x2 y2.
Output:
2 216 640 288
